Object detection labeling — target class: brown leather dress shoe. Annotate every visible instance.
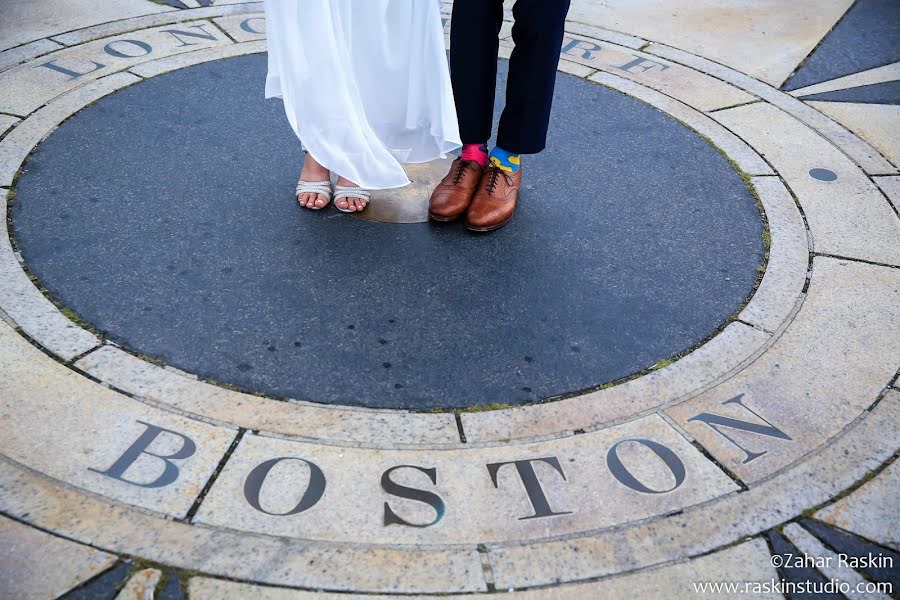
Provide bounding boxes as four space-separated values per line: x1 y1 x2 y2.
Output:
465 164 523 232
428 157 484 222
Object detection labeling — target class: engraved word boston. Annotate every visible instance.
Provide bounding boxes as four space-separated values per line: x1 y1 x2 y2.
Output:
89 395 790 532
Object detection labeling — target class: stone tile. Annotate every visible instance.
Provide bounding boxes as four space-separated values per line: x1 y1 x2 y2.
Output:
0 38 62 74
0 0 174 53
128 40 266 78
667 258 900 484
0 461 487 594
713 103 900 265
462 322 769 443
783 522 892 600
194 414 736 545
0 514 117 600
75 345 460 446
116 568 162 600
0 21 232 116
563 22 645 50
212 13 267 43
800 517 900 583
808 101 900 167
487 393 900 588
187 538 779 599
51 5 262 47
0 114 18 137
533 34 755 112
0 320 236 518
648 44 897 175
816 459 900 550
566 0 853 87
0 188 101 360
0 71 141 186
874 175 900 214
738 177 809 332
589 71 773 175
790 61 900 98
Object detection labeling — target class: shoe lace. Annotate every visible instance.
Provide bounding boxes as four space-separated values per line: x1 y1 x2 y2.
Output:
451 159 472 185
485 163 513 194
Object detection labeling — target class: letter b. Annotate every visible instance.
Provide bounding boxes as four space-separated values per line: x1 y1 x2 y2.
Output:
89 421 196 488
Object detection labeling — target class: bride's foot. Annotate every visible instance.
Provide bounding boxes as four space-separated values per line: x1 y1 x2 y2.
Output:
297 153 331 210
334 176 369 212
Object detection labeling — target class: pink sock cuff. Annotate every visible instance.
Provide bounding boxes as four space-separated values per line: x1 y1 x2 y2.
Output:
461 143 489 167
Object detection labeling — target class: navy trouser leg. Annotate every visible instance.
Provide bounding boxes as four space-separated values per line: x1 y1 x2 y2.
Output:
497 0 571 154
449 0 505 146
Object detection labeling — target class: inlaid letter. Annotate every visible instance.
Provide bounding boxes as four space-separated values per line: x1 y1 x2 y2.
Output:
243 457 326 516
607 438 685 494
382 465 445 528
88 420 196 488
687 394 792 463
240 17 266 35
561 38 603 61
487 457 573 520
103 39 153 59
36 59 105 80
615 56 670 74
161 24 218 48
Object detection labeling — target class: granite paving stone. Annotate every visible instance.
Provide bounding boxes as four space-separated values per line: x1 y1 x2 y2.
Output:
461 322 770 443
800 80 900 105
50 5 262 47
0 115 18 137
75 344 461 446
484 393 899 588
808 101 900 166
60 562 132 600
567 0 854 86
543 34 756 111
212 13 267 43
0 514 117 600
0 0 174 53
115 568 162 600
667 258 900 484
0 460 487 594
0 21 231 116
648 43 898 175
783 522 892 600
11 54 764 409
0 38 63 74
738 177 809 332
0 320 236 517
873 175 900 214
713 102 900 265
782 0 900 92
187 538 780 599
816 460 900 550
128 40 266 78
194 414 737 545
789 62 900 99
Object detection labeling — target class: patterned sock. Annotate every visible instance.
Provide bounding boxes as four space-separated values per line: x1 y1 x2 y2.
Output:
489 147 521 173
461 143 489 167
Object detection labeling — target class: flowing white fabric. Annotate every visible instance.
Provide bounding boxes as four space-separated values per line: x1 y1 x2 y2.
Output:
263 0 461 190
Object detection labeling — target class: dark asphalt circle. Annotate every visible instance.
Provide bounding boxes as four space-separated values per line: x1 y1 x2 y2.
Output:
11 53 765 409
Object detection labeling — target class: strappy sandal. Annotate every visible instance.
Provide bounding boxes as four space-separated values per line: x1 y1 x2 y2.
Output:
333 185 371 213
295 177 333 210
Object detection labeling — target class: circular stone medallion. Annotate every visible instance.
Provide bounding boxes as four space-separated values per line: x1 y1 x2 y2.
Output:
11 54 765 409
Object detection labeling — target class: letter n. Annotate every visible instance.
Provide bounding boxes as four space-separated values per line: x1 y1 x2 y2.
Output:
687 394 792 463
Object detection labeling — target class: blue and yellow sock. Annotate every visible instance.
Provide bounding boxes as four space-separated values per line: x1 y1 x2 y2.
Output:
489 147 521 173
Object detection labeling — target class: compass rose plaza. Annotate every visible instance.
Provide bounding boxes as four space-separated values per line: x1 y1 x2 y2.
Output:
0 0 898 598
